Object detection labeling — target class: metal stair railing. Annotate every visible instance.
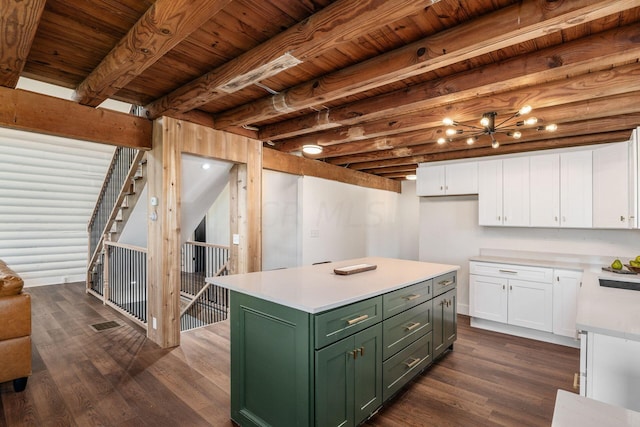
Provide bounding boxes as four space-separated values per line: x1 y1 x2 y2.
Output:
87 147 145 274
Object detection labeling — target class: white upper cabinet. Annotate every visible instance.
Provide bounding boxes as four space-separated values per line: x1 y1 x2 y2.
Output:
502 157 530 226
560 150 593 228
529 151 592 228
530 154 561 227
593 141 634 228
416 162 478 196
478 158 529 226
478 160 503 225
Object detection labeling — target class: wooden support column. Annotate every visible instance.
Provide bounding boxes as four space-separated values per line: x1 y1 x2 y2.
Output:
147 118 181 348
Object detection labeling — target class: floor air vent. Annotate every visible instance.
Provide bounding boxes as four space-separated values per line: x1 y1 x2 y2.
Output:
90 320 120 332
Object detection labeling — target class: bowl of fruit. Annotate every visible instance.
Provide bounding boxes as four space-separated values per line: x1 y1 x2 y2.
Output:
625 256 640 273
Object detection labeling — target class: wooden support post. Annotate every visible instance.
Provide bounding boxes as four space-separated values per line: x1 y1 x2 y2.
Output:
147 118 181 348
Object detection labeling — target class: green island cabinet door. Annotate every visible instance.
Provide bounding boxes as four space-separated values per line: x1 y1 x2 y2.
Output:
433 288 457 359
230 291 313 427
315 323 383 427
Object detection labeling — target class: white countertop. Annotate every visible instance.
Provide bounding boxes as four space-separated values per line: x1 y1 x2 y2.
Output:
470 254 640 341
207 257 459 313
552 390 640 427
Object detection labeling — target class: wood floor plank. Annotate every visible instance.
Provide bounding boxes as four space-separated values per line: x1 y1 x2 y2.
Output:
1 283 579 426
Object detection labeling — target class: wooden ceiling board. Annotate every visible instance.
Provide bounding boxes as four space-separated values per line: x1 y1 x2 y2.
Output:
4 0 640 179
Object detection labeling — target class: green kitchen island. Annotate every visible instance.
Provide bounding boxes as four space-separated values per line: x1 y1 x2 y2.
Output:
207 257 459 427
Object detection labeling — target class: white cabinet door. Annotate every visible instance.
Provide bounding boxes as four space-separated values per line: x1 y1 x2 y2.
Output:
478 160 503 225
502 157 530 226
553 269 582 338
446 162 478 195
560 151 592 228
507 278 553 332
469 274 507 323
530 154 560 227
416 165 445 196
593 141 630 228
587 332 640 411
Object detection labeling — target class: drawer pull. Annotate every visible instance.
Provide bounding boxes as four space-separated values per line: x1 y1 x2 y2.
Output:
359 346 364 357
438 280 454 286
403 357 422 369
498 269 518 274
405 322 421 331
573 373 579 390
346 314 369 325
404 294 420 301
349 350 358 360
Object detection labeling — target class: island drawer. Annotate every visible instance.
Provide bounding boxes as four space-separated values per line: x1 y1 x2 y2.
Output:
314 296 382 349
383 280 432 319
382 331 432 401
382 301 431 360
470 261 552 283
433 271 457 297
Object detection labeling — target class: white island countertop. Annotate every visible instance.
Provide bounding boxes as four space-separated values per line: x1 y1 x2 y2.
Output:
207 257 459 313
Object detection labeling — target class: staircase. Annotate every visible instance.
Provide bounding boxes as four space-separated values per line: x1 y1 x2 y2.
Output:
87 147 147 298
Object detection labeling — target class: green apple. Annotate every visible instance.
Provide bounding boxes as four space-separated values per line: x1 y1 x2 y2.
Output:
611 259 623 270
635 255 640 263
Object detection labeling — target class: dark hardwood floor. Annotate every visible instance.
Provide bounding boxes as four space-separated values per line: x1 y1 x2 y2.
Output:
0 282 579 426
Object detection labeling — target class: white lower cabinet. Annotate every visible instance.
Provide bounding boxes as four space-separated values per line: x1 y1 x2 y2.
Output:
552 269 582 338
581 331 640 412
469 262 553 333
470 262 582 338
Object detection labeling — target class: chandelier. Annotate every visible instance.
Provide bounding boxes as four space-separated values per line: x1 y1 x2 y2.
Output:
438 105 557 149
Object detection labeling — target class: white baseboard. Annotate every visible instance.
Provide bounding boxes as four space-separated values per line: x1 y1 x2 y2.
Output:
470 317 580 348
457 303 469 316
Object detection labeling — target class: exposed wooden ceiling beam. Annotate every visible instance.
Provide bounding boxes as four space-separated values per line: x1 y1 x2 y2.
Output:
258 24 640 141
278 62 640 151
352 131 631 170
0 0 46 88
143 0 435 119
0 86 152 149
214 0 638 130
336 113 640 169
321 92 640 162
73 0 232 107
262 147 400 193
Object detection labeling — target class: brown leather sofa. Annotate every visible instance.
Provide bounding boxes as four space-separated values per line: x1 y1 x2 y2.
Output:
0 260 31 392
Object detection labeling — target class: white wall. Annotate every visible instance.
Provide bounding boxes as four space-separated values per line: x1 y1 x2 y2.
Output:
0 128 114 286
262 172 416 269
418 194 640 315
206 182 230 246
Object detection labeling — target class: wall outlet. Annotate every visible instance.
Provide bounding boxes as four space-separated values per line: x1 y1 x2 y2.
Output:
310 229 320 238
233 233 240 245
152 317 157 330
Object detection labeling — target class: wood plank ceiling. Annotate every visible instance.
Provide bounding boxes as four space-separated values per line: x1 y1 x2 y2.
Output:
2 0 640 180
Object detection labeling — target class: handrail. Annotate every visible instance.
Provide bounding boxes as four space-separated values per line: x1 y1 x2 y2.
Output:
180 262 229 317
104 240 148 253
184 240 230 250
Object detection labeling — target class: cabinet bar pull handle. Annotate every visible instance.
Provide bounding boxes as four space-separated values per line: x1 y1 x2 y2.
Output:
621 215 626 221
438 280 454 286
404 357 422 369
359 347 364 357
573 373 579 390
348 350 357 360
405 322 421 331
404 294 420 301
347 314 369 325
498 269 517 274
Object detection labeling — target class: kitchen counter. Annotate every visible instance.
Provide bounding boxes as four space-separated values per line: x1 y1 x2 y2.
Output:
207 256 459 313
470 253 640 341
552 390 640 427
